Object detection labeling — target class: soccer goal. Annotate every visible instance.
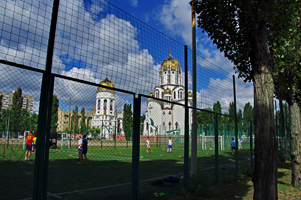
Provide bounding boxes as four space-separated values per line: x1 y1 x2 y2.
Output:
23 131 30 149
201 135 225 150
61 133 70 149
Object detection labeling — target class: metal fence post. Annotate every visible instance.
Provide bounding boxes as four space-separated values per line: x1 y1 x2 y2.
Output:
184 45 189 188
131 95 141 200
32 0 60 199
214 113 219 182
233 75 238 173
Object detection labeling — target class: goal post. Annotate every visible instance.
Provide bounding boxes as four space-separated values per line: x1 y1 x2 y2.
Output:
23 131 30 149
201 135 225 150
60 133 70 149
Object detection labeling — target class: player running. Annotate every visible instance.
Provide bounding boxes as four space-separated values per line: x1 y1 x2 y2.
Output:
146 137 150 154
167 137 173 153
25 131 34 161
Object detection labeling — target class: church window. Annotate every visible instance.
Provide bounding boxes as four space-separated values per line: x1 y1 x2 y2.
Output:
163 111 165 115
161 76 163 84
165 72 166 74
146 123 149 130
110 100 113 110
104 99 107 114
168 75 170 83
161 92 164 99
168 122 171 129
168 70 170 74
169 111 171 114
163 122 165 126
155 90 159 98
150 128 153 133
178 90 183 99
175 73 178 84
175 122 178 129
174 91 176 99
98 100 101 110
172 71 174 74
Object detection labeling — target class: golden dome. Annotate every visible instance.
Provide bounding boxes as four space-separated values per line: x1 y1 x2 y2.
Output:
97 76 115 91
161 54 181 71
164 86 172 94
148 90 155 97
188 90 193 97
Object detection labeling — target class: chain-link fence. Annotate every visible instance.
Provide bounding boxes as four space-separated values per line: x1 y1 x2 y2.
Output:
0 0 257 199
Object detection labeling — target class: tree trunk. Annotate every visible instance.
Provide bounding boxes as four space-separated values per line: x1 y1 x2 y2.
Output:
279 99 287 161
289 85 301 187
251 22 278 200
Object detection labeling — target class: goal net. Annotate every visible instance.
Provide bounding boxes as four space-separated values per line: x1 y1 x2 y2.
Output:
23 131 30 149
60 133 70 149
201 135 225 150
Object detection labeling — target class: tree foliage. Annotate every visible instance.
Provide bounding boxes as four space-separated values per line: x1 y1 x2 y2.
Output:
243 102 254 133
51 95 59 132
19 109 30 134
123 103 133 141
30 113 39 131
80 107 87 134
71 106 79 134
10 88 23 132
90 127 100 139
193 0 299 197
0 109 9 132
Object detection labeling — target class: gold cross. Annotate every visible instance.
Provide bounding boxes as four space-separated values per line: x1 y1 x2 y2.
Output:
169 47 172 55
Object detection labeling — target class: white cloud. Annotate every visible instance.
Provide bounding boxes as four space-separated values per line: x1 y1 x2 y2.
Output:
197 74 253 113
155 0 235 75
155 0 191 45
130 0 138 7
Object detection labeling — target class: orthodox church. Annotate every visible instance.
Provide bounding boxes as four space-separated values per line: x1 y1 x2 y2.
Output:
91 76 118 139
143 54 193 136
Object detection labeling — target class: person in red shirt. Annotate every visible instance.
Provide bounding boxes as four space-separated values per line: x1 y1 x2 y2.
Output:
25 131 34 161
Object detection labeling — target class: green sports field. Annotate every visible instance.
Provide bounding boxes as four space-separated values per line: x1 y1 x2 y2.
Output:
0 141 253 200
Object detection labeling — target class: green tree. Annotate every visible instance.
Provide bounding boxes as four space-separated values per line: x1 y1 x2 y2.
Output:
30 113 39 131
193 1 298 196
70 106 79 135
80 108 86 134
123 103 133 141
243 102 254 134
0 109 9 132
10 88 23 133
237 109 243 135
0 94 2 120
90 127 100 139
272 8 301 186
19 109 30 134
213 101 222 122
51 95 59 132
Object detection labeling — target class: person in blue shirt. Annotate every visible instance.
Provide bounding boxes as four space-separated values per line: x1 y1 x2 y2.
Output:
79 135 88 164
231 138 236 155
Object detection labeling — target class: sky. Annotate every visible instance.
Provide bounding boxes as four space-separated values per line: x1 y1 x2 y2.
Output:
0 0 254 115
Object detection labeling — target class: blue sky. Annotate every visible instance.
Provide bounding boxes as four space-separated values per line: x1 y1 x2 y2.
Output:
0 0 253 114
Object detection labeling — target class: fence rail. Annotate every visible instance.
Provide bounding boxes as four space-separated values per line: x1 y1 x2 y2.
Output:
0 0 258 199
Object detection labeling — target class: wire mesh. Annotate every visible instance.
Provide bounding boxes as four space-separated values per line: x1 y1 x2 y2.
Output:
0 64 42 199
0 0 257 199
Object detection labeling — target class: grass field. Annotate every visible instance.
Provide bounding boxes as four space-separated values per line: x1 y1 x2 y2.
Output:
0 140 253 200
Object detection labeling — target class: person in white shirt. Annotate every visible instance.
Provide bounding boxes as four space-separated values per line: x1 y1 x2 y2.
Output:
77 135 83 164
146 137 150 154
238 139 243 149
167 137 173 153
